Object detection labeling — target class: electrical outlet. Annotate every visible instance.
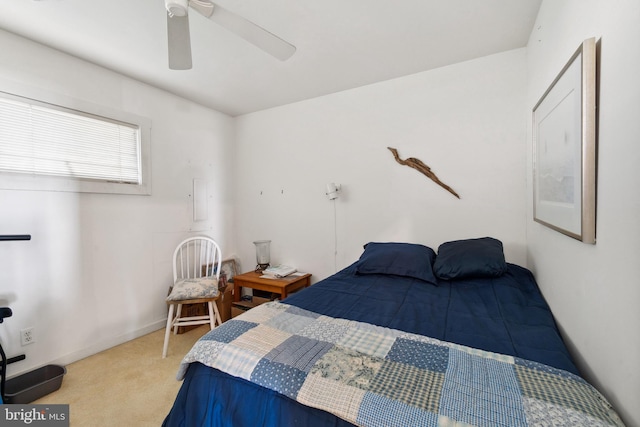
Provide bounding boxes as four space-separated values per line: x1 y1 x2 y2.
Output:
21 327 35 346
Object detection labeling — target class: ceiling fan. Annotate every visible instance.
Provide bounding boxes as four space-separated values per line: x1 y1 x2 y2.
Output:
165 0 296 70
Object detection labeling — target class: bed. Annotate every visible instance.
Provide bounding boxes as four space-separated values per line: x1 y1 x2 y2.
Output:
163 238 624 427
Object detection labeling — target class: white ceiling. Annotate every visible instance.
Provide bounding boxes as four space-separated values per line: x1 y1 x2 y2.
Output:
0 0 541 117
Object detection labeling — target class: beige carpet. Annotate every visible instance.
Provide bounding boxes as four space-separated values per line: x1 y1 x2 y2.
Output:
32 325 207 427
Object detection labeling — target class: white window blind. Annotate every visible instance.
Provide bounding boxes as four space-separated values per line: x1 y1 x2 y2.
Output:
0 95 141 184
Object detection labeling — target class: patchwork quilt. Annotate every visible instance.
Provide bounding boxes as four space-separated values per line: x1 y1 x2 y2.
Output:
178 302 624 427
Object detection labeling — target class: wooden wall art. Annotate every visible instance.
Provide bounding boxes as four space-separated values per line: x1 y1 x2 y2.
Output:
387 147 460 199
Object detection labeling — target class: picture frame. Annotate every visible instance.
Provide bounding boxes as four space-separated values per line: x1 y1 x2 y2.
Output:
533 37 597 244
220 258 238 284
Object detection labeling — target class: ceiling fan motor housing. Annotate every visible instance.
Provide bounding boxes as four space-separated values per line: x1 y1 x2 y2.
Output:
165 0 188 17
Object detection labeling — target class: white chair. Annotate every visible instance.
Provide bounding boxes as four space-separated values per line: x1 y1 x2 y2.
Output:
162 236 223 358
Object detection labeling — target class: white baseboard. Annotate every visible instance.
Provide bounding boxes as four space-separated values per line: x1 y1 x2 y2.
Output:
7 318 167 379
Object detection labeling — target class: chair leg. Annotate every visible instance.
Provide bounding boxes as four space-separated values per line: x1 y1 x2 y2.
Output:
205 302 216 329
173 304 183 335
162 304 175 358
210 301 222 328
215 308 222 327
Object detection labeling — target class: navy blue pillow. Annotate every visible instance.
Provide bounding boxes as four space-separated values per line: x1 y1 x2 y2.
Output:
433 237 507 280
355 242 437 285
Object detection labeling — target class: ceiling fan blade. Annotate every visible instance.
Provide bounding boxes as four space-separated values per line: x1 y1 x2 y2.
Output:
167 12 193 70
191 1 296 61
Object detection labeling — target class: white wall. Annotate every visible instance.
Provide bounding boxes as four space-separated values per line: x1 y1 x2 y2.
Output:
526 1 640 425
0 30 236 376
234 49 528 282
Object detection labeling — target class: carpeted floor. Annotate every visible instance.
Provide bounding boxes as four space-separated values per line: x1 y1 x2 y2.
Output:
32 325 207 426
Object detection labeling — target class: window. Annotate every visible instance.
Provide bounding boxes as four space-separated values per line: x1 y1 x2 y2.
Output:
0 90 150 195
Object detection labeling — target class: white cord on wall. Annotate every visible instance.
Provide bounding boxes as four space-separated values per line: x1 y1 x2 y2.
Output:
332 198 338 273
325 182 341 273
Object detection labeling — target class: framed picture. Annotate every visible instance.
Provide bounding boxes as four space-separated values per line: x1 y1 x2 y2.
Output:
220 258 238 284
533 37 597 244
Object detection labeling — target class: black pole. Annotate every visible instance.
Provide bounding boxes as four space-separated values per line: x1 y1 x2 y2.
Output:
0 234 31 401
0 342 6 402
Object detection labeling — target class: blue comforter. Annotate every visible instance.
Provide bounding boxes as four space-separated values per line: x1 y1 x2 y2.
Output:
284 262 578 375
163 263 580 427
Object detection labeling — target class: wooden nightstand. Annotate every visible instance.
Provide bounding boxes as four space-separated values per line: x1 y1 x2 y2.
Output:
233 271 312 302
